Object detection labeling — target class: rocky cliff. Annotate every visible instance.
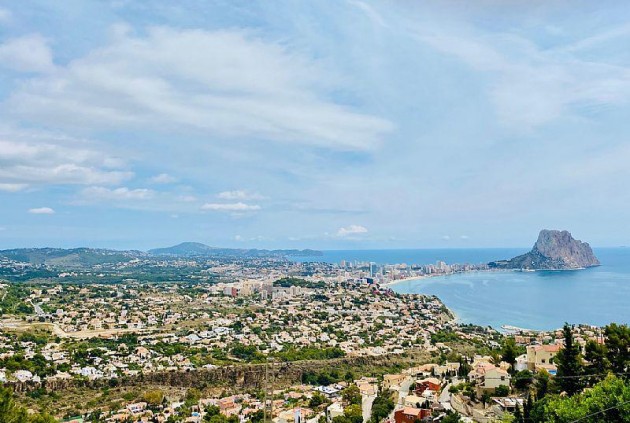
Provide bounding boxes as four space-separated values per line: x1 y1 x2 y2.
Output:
489 229 600 270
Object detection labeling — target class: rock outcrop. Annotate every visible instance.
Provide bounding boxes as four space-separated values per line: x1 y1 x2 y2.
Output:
489 229 600 270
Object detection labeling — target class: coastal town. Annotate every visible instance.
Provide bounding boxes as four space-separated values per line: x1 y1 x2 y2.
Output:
1 249 627 422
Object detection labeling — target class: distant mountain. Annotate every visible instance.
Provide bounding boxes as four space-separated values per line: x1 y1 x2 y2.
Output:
0 247 146 268
489 229 600 270
148 242 217 256
148 242 322 258
0 243 322 269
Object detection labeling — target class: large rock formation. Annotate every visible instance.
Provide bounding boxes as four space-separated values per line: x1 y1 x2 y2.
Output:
489 229 600 270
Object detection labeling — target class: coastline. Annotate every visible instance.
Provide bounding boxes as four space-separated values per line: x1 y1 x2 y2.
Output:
384 268 612 334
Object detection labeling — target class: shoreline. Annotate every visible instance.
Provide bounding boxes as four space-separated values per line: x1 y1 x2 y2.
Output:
382 269 610 334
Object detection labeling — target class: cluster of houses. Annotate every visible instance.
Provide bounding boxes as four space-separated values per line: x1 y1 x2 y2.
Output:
0 279 459 384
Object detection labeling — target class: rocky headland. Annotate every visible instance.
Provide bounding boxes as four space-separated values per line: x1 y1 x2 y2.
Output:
489 229 600 270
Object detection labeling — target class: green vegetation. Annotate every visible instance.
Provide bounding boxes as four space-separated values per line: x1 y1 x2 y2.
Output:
532 375 630 422
341 385 361 406
369 391 395 423
430 330 461 344
273 277 325 289
273 346 345 362
0 284 32 315
0 386 56 423
513 322 630 422
555 323 585 396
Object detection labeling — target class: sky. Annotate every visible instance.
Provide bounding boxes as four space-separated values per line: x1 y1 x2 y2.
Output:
1 0 630 250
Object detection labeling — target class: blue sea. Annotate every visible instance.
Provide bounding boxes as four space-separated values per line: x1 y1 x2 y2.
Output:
296 248 630 331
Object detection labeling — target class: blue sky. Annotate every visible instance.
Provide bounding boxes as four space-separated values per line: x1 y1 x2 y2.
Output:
1 0 630 250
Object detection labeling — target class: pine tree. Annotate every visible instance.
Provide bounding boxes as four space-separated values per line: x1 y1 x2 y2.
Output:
513 403 524 423
524 394 533 421
501 338 519 370
555 323 585 396
604 323 630 375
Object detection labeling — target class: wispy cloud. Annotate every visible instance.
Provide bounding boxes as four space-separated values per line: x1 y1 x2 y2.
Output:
0 129 132 189
28 207 55 214
0 183 28 192
0 34 55 73
8 27 393 151
150 173 177 184
201 202 261 212
217 190 266 201
79 186 155 202
337 224 368 237
412 26 630 129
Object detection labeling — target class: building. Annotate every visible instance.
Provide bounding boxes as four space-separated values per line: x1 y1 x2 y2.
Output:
468 363 511 394
394 407 431 423
526 344 561 371
383 373 408 391
327 402 344 423
414 378 441 396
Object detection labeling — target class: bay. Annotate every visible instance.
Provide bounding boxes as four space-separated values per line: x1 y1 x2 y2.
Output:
297 248 630 331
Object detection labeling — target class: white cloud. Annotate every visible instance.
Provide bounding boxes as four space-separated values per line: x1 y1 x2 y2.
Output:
200 202 261 212
28 207 55 214
441 235 451 241
337 224 368 237
0 183 28 192
0 130 132 188
460 235 469 240
0 34 55 73
150 173 177 184
217 190 265 200
79 186 155 201
7 27 392 151
413 26 630 129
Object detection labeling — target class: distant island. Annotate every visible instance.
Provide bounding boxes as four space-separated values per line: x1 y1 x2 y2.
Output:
489 229 600 270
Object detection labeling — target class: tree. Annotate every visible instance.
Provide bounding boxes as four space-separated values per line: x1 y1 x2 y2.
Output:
524 394 533 422
249 410 265 423
370 391 394 423
534 370 550 399
0 386 56 423
501 338 519 369
186 387 202 406
495 385 510 397
513 404 523 423
342 385 362 406
204 405 221 420
541 375 630 422
344 404 363 423
441 411 461 423
309 392 327 408
0 386 28 423
585 339 609 384
513 370 533 391
555 323 584 396
142 389 165 406
480 391 491 407
604 323 630 375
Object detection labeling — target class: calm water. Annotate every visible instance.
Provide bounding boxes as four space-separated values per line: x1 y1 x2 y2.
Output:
298 248 630 331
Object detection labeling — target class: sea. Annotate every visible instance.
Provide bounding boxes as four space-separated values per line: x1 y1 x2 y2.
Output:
294 248 630 331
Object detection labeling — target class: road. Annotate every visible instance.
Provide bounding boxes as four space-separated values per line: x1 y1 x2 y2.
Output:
362 393 376 422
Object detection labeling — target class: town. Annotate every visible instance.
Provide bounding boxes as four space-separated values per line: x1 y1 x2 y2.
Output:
0 254 628 422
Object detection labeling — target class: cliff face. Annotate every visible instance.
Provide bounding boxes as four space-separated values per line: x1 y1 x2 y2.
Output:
489 229 600 270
